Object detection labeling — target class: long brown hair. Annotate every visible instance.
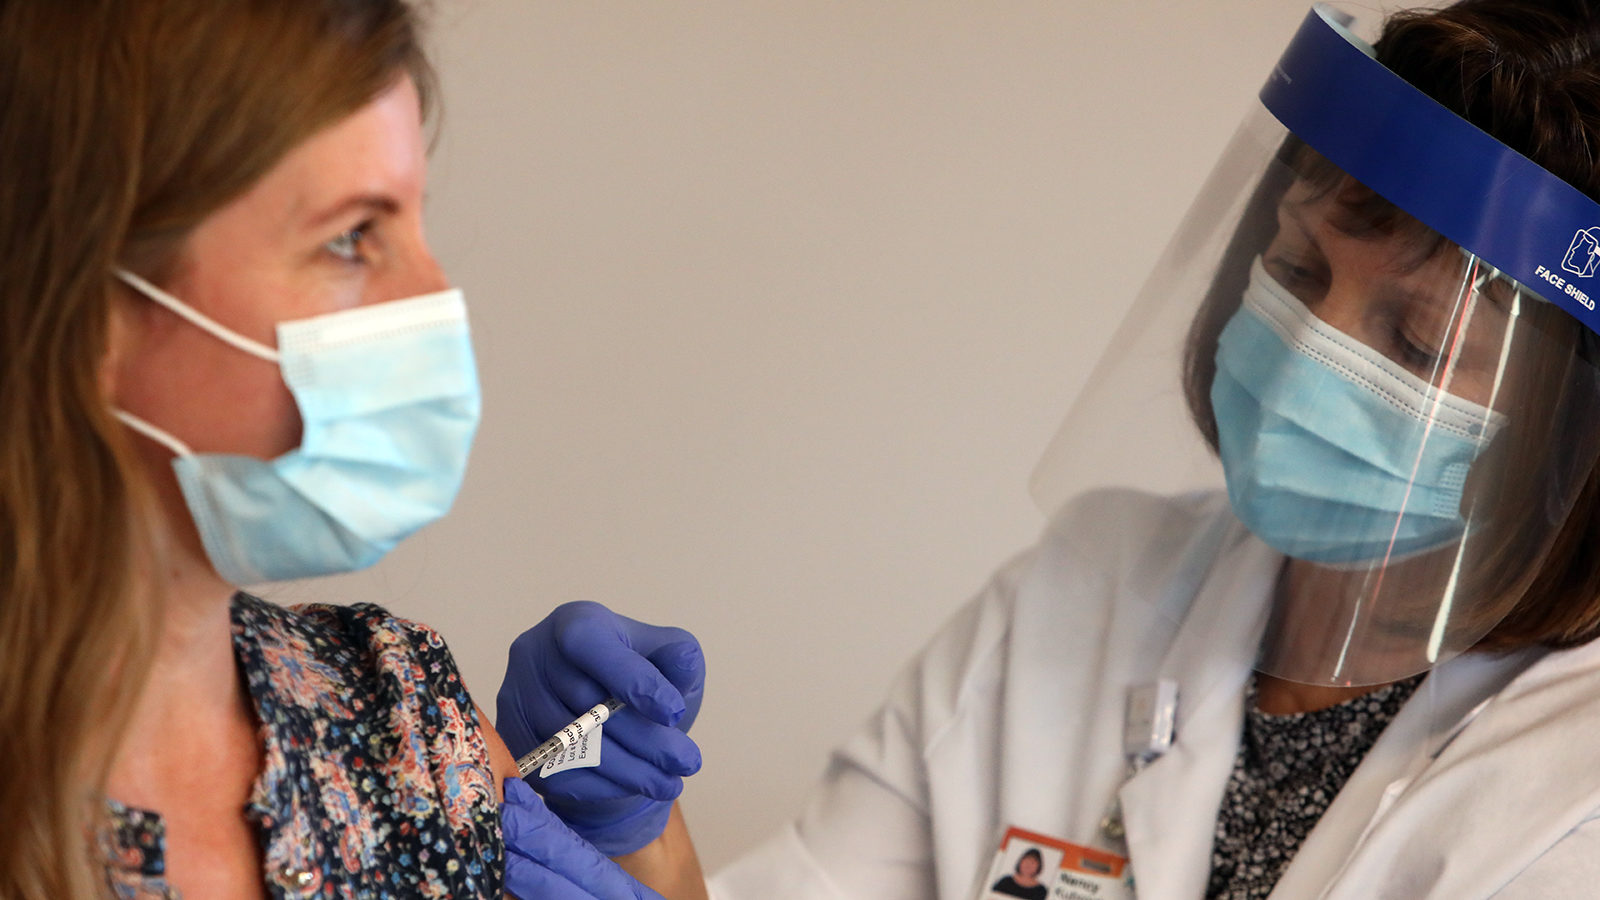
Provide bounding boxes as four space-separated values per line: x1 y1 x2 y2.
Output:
0 1 433 895
1182 0 1600 653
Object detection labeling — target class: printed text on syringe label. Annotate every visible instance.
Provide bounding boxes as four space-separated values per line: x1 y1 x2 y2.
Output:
541 724 604 777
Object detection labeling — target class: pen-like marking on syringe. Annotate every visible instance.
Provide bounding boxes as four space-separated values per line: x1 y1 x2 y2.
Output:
515 698 625 779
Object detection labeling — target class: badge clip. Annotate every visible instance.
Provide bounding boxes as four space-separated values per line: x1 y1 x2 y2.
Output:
1100 679 1178 841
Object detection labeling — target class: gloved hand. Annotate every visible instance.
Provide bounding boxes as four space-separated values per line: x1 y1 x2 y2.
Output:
502 777 666 900
497 600 705 856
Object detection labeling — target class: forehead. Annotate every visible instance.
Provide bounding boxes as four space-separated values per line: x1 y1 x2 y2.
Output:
220 76 426 230
1280 174 1459 273
1278 176 1520 310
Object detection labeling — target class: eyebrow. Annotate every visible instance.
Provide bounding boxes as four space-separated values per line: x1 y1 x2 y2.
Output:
302 193 401 231
1474 279 1518 315
1279 203 1327 259
1286 199 1513 318
1377 265 1514 324
1374 280 1435 314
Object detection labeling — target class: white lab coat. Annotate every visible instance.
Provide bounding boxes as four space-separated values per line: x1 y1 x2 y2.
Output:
711 488 1600 899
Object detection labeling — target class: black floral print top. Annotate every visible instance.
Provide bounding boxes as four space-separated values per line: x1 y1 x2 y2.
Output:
102 594 504 899
1204 673 1424 900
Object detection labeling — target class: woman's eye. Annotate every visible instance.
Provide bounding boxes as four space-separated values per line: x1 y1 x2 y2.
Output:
1394 328 1441 370
324 223 370 263
1280 260 1324 287
1265 253 1328 293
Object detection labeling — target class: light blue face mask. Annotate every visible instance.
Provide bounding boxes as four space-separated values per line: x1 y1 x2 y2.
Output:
1210 258 1507 566
114 270 481 585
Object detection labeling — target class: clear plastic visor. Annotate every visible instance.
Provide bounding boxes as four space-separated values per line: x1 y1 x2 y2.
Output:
1032 105 1600 686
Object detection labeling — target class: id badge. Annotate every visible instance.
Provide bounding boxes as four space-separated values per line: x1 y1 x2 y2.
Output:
976 826 1133 900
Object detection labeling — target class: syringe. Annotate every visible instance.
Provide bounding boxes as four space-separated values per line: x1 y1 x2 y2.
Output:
515 698 625 778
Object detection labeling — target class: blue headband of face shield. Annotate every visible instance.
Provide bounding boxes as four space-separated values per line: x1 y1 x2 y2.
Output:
1269 4 1600 341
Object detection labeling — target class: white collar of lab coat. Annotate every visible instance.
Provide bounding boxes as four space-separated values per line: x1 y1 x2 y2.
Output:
1114 529 1587 900
1313 640 1600 899
1116 530 1278 900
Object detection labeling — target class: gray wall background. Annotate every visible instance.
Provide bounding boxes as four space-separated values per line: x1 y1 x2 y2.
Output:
260 0 1322 870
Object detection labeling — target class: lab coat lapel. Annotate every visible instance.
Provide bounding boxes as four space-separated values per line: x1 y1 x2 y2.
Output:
1317 642 1600 899
1269 648 1534 899
1117 536 1279 900
995 491 1241 852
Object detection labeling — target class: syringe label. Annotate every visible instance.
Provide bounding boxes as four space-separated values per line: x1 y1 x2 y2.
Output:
540 724 604 777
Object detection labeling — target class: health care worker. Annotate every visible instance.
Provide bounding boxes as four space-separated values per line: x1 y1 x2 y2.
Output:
498 1 1600 897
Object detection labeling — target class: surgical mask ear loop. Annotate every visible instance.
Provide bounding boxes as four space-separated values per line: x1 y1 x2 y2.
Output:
114 269 280 363
112 409 194 459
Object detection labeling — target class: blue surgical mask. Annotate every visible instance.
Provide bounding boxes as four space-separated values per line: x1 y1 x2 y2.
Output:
1209 258 1506 566
113 270 481 585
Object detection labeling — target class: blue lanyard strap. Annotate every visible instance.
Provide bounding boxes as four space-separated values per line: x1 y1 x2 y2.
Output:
1261 4 1600 338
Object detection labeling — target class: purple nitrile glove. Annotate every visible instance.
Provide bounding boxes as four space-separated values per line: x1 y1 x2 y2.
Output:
501 778 666 900
497 601 705 856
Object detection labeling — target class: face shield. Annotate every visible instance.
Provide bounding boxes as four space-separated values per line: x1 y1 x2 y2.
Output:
1031 4 1600 687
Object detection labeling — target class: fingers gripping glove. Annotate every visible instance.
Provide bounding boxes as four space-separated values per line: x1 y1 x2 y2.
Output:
501 778 667 900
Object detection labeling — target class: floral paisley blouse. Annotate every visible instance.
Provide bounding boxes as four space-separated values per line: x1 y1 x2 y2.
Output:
102 594 504 899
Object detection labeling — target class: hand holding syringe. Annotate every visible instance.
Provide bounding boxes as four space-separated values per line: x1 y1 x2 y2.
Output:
515 697 626 778
498 600 704 855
